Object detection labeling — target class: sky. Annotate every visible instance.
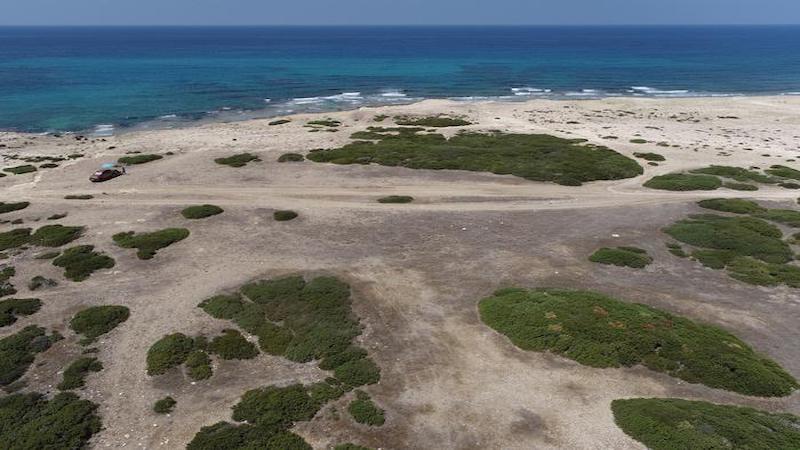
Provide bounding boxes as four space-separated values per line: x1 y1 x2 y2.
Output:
1 0 799 26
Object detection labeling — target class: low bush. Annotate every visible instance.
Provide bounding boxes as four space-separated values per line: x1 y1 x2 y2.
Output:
273 210 298 221
612 398 800 450
214 153 260 167
0 392 101 449
691 165 778 184
377 195 414 204
633 152 665 161
30 225 84 247
269 119 291 126
0 228 31 251
146 333 196 376
154 396 177 414
589 247 652 268
209 329 258 360
766 165 800 180
278 153 304 162
348 390 385 426
335 445 373 450
0 325 59 386
69 305 130 344
697 198 766 214
0 202 29 215
629 139 648 144
254 322 293 355
334 358 381 387
52 245 115 281
117 154 163 165
780 182 800 189
199 294 247 320
28 275 57 291
186 350 213 380
181 204 224 219
395 116 471 127
479 288 798 396
666 243 687 257
723 182 759 191
57 357 102 390
47 213 67 220
307 119 341 127
0 266 15 298
3 165 37 175
643 174 722 191
754 209 800 227
0 298 41 327
113 228 190 259
64 194 93 200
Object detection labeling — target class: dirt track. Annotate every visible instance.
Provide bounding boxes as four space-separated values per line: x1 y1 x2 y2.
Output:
1 96 799 449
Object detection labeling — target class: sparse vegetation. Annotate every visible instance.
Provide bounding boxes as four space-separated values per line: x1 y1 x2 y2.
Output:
308 131 642 186
0 266 15 297
57 357 102 390
612 398 800 450
348 390 385 426
377 195 414 204
589 246 652 268
0 202 29 215
0 392 102 449
181 204 224 219
479 288 798 396
278 153 304 162
28 275 57 291
113 228 190 259
697 198 765 214
118 154 163 165
214 153 260 167
644 173 722 191
52 245 115 281
0 325 60 386
633 152 665 161
69 305 130 344
3 165 37 175
395 115 471 127
154 396 177 414
273 210 298 221
0 298 41 327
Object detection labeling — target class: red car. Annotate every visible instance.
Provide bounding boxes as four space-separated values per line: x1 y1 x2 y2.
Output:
90 168 123 182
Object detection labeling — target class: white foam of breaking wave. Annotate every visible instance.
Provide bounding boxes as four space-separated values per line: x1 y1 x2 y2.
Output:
159 114 177 119
290 97 323 105
511 87 552 96
782 92 800 96
565 89 604 97
631 86 691 96
92 124 114 136
379 90 407 98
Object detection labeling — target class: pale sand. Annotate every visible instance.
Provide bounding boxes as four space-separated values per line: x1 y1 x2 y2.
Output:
1 96 799 449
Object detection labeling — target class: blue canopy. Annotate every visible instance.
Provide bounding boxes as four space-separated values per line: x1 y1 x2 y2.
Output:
101 163 116 169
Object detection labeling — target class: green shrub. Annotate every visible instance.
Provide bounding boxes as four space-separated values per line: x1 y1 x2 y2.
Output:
754 209 800 227
154 396 176 414
64 194 93 200
146 333 196 375
633 152 665 161
644 173 722 191
199 294 247 319
209 329 258 360
377 195 414 204
69 305 130 344
52 245 115 281
319 346 368 370
697 198 766 214
0 266 15 298
612 398 800 450
308 131 642 186
113 228 190 259
215 153 260 167
254 322 293 355
28 275 57 291
629 138 648 144
373 114 389 122
723 182 759 191
186 350 213 380
3 165 37 175
0 202 29 215
666 243 688 257
0 325 59 386
589 247 652 269
765 165 800 180
348 391 385 426
780 182 800 189
278 153 304 162
0 229 32 251
30 225 84 247
181 204 224 219
57 357 102 390
269 119 291 126
0 392 101 449
334 358 381 388
34 251 60 259
726 257 800 288
395 116 471 127
0 298 41 327
691 165 778 184
479 288 798 396
335 445 373 450
273 210 298 221
47 213 67 220
307 119 341 127
117 154 163 165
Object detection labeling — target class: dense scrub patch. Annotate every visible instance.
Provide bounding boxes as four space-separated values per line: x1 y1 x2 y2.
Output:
348 390 385 426
113 228 190 259
146 333 196 375
643 173 722 191
0 325 60 386
181 204 224 219
0 229 32 251
3 165 37 175
118 154 163 165
0 298 41 327
186 350 213 380
754 209 800 227
308 131 642 186
154 396 177 414
589 247 652 269
691 165 779 184
0 265 15 297
697 198 765 214
612 398 800 450
0 392 102 449
52 245 115 281
633 152 665 162
0 202 30 214
31 225 84 247
69 305 130 345
723 182 758 191
664 214 800 287
209 329 258 360
377 195 414 204
278 153 304 162
214 153 260 167
394 115 471 127
335 445 373 450
57 357 102 390
479 288 798 396
766 165 800 180
273 210 298 221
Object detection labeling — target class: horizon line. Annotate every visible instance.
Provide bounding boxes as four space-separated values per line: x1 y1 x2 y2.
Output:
1 23 800 27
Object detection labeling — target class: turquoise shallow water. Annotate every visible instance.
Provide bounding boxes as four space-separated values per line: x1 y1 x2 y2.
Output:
1 26 799 133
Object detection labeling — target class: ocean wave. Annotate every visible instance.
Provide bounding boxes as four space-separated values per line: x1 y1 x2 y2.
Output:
92 124 114 136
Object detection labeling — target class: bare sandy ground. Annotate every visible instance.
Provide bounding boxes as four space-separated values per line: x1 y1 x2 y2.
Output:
1 96 799 449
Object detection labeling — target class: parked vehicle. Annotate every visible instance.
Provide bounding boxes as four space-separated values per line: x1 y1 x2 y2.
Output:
90 164 125 182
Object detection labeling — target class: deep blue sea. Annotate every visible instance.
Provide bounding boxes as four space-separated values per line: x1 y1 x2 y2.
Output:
1 26 799 134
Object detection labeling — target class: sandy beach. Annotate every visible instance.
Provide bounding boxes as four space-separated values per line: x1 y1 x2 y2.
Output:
1 95 800 449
